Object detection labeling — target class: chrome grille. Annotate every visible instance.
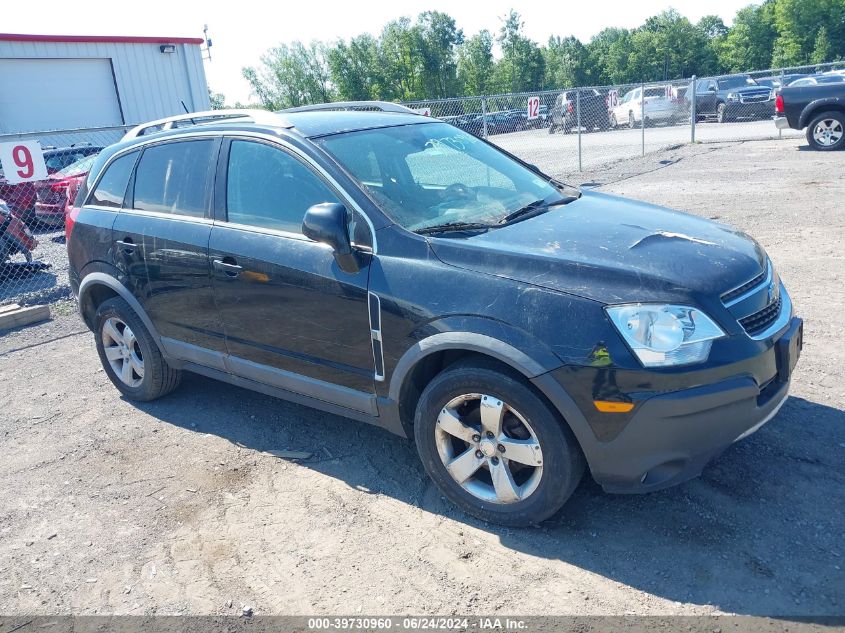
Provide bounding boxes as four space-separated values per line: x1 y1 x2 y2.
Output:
739 297 783 336
721 268 766 304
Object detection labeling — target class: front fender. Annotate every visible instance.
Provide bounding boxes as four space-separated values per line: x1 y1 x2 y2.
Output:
388 315 564 402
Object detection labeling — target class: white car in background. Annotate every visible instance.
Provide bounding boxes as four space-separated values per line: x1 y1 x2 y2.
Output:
610 85 686 128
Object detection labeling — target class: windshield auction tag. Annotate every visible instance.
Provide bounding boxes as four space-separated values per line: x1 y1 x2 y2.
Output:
0 141 48 184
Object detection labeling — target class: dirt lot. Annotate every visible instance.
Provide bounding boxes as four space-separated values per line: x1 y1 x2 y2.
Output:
0 137 842 617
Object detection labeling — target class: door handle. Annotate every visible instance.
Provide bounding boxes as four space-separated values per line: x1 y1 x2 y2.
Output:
213 258 242 277
115 238 136 254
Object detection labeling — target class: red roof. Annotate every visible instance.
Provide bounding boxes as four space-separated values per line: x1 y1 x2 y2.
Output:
0 33 204 45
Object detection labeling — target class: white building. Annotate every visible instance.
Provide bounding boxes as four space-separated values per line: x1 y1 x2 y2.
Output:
0 33 211 136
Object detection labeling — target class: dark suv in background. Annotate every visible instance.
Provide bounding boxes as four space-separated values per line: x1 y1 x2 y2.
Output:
68 105 802 526
692 75 775 122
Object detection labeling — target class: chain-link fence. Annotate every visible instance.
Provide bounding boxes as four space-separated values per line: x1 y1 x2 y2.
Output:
406 60 845 178
1 59 843 315
0 126 131 310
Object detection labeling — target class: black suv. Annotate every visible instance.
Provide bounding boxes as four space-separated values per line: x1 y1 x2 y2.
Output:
692 75 775 122
68 105 802 526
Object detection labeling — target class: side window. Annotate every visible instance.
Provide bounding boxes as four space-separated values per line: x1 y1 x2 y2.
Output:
226 140 341 234
89 151 138 209
133 140 214 217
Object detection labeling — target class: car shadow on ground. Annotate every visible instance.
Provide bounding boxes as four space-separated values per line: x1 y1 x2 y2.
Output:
133 373 844 617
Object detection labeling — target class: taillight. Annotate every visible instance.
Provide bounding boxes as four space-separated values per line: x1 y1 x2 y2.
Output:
50 180 69 192
775 93 784 114
65 206 80 240
567 102 574 114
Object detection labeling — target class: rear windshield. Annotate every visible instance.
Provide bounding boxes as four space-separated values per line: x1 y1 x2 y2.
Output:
55 154 98 179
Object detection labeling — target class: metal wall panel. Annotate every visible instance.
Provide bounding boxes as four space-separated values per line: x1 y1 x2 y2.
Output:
0 38 210 132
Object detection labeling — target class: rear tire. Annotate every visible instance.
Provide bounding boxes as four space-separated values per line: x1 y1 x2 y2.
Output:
805 111 845 151
94 297 182 401
413 361 585 526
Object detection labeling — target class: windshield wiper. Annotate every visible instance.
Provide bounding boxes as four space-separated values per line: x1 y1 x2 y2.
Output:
497 196 574 225
414 221 493 235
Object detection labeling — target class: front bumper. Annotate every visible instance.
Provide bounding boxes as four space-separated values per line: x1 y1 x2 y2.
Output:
550 316 803 494
725 101 776 118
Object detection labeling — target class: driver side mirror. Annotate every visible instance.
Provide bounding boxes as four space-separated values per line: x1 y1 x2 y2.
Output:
302 203 361 274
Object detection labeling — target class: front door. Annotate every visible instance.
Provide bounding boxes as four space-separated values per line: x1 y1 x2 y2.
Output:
209 137 376 411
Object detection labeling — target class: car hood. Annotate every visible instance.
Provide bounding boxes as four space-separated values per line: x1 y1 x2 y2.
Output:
427 190 767 305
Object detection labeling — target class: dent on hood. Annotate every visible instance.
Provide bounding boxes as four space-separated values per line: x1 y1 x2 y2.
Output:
624 225 718 250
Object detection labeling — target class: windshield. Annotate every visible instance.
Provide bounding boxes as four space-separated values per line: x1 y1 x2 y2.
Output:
718 76 757 90
317 122 577 232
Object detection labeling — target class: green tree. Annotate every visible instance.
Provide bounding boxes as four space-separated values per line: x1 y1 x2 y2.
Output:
772 0 845 66
812 25 833 64
543 36 588 88
327 34 381 100
378 17 424 100
584 28 633 85
718 4 778 72
417 11 464 98
243 41 333 109
494 10 545 93
208 89 226 110
457 30 495 95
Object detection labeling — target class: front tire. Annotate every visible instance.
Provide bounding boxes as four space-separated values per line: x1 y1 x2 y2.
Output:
94 297 182 401
806 111 845 151
717 103 732 123
413 361 585 527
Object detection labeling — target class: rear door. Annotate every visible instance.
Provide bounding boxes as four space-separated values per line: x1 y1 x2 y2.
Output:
112 137 228 365
209 136 376 409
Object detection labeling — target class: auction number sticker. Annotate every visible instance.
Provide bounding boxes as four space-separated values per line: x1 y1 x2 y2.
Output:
527 96 540 120
0 141 48 184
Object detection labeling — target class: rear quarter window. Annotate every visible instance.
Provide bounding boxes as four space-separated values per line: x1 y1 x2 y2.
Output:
89 151 138 209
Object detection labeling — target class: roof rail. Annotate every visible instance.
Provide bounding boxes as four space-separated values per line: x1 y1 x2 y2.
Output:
279 101 419 115
122 109 292 141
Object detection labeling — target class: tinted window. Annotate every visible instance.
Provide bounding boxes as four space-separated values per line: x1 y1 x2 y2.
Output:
90 152 138 209
133 140 214 217
226 140 340 233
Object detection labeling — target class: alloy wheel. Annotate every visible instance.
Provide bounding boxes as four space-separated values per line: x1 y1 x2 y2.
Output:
101 317 144 387
813 118 843 147
434 393 544 504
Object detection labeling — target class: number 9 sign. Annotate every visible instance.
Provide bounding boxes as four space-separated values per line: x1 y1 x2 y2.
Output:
527 96 540 120
0 141 48 184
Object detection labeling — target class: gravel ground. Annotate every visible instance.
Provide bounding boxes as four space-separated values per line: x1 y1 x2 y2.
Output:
0 137 842 618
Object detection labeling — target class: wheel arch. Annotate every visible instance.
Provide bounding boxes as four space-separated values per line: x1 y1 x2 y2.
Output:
387 332 600 467
78 272 163 349
799 100 845 129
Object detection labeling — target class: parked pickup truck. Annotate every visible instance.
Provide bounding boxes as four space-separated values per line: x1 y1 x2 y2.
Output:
775 82 845 150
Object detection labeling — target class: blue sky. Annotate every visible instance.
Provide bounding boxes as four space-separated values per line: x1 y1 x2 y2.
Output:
4 0 754 103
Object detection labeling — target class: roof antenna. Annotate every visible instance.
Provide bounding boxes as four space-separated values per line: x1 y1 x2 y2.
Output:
181 101 196 124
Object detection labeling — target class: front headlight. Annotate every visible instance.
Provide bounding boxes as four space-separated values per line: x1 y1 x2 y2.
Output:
606 304 726 368
727 93 738 102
